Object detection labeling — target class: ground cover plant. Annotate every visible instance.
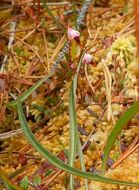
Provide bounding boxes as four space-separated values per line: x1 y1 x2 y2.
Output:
0 0 139 189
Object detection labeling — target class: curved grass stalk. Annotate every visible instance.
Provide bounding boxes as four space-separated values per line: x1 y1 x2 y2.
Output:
17 100 139 187
8 72 54 108
0 169 22 190
7 52 139 188
101 101 139 176
12 51 139 188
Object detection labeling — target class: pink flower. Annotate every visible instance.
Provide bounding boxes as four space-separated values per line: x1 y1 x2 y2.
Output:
68 27 80 41
82 53 93 64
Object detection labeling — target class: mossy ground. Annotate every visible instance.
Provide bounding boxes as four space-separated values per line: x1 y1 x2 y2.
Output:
0 0 139 189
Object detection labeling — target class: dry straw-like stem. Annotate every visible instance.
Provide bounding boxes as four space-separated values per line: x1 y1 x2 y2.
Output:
102 61 115 124
84 27 100 95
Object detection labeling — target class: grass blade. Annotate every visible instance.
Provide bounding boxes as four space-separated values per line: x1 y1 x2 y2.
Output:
69 82 78 165
69 51 89 189
68 52 86 189
69 84 77 189
8 72 54 107
77 134 89 190
101 101 139 175
0 169 22 190
17 100 139 187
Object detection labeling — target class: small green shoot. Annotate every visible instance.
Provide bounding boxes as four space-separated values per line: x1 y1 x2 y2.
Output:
20 176 29 190
33 175 42 187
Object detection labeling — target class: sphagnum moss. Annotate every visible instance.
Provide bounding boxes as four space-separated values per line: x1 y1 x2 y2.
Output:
1 0 139 189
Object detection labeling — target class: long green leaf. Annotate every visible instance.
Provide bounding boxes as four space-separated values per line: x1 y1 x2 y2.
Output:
69 84 77 189
69 52 86 164
17 96 139 187
8 72 54 107
77 134 89 190
101 101 139 175
69 51 88 189
0 169 23 190
69 83 77 166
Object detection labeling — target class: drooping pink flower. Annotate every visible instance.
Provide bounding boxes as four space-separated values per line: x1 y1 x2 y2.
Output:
82 53 93 64
68 27 80 41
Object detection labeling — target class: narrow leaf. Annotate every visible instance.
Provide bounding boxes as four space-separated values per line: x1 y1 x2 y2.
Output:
77 134 89 190
0 169 22 190
8 72 54 107
101 102 139 175
68 52 85 189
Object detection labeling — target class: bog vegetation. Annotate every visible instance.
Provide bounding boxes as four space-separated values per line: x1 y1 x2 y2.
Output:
0 0 139 189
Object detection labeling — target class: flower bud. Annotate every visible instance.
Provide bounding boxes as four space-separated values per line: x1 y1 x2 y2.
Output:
82 53 93 64
68 27 80 41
